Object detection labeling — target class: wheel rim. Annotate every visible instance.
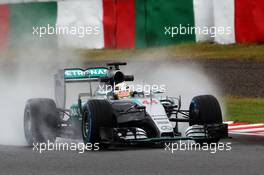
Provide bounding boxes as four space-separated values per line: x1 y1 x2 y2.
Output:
189 100 199 125
190 100 198 112
24 108 33 144
82 111 91 140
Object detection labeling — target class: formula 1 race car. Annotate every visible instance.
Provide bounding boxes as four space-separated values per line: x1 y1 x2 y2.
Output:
24 62 228 149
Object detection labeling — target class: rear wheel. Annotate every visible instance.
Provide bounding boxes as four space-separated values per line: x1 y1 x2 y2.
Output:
189 95 223 144
24 98 60 146
82 100 116 149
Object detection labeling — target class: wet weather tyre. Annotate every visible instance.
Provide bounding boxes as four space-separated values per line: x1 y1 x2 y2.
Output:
189 95 222 126
24 98 59 146
189 95 222 144
82 100 115 150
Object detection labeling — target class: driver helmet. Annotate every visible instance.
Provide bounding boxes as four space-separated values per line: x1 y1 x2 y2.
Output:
113 82 131 99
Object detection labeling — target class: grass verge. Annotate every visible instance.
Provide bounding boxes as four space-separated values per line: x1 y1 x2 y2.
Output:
1 43 264 60
80 43 264 60
225 96 264 123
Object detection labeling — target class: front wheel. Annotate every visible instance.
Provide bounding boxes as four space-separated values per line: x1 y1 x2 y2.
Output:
188 95 223 144
82 100 116 149
24 98 60 146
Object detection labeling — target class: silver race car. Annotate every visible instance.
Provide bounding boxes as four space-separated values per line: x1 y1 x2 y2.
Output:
24 62 228 149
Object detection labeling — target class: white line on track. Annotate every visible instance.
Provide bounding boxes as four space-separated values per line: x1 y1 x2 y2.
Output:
230 127 264 132
229 131 264 136
228 123 264 129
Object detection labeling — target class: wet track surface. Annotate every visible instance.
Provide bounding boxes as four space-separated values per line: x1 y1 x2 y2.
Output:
0 134 263 175
0 59 264 174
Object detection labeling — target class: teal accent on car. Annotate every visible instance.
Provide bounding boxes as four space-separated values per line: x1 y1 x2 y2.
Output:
64 67 108 79
131 99 142 106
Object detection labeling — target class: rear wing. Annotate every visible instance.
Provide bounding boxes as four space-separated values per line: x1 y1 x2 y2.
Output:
64 67 108 82
54 67 108 108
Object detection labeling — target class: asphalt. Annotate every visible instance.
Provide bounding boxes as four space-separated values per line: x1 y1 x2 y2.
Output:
0 134 263 175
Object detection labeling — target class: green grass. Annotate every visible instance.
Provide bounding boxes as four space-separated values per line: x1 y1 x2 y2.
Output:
225 97 264 123
1 42 264 61
79 43 264 61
